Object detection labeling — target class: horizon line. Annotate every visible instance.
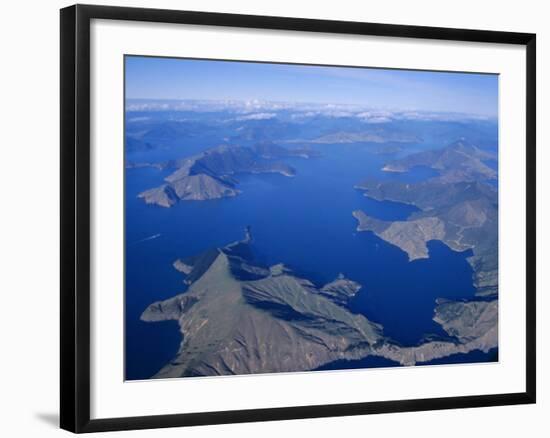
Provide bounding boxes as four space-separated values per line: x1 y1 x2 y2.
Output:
124 97 498 119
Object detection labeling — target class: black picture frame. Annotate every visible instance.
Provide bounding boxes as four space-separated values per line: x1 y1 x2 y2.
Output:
60 4 536 433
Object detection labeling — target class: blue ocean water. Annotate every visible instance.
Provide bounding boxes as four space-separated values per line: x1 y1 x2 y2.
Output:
125 143 487 380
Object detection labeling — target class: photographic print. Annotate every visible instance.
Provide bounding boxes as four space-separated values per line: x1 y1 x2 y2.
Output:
124 56 499 381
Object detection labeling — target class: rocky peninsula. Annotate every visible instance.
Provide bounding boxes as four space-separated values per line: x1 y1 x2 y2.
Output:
354 140 499 297
141 231 383 377
135 144 304 207
142 229 498 377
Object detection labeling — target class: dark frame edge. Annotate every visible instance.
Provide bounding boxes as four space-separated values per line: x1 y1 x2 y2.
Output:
60 4 93 433
74 3 534 45
60 4 77 433
81 393 533 433
525 34 536 403
60 4 537 434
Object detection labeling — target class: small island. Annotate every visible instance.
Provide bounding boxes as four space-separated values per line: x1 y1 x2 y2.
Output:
287 129 421 145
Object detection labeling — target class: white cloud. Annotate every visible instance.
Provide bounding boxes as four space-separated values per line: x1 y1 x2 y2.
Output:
393 111 492 122
363 116 392 124
356 110 394 123
126 116 151 123
235 112 277 121
124 99 495 122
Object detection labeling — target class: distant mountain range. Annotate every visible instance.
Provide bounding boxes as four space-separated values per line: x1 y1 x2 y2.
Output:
306 130 421 144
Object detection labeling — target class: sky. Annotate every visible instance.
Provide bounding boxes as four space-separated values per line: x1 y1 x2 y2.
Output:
125 56 498 117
